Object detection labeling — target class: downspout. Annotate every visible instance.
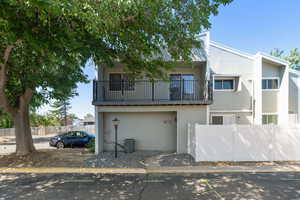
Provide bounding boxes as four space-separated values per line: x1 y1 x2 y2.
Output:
252 80 255 124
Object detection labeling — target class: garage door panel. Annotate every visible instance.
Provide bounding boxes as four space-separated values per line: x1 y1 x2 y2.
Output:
103 112 177 151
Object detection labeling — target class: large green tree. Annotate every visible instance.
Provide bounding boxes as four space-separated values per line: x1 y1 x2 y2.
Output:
271 48 300 69
50 99 71 126
0 0 232 155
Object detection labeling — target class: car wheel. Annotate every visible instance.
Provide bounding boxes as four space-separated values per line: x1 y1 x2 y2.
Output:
56 141 65 149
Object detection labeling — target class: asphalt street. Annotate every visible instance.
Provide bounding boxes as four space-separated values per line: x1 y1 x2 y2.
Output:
1 172 300 200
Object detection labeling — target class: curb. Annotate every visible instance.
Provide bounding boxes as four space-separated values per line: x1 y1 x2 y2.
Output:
0 168 146 174
1 167 300 174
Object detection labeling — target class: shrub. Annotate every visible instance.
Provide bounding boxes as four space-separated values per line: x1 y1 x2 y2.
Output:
86 139 95 153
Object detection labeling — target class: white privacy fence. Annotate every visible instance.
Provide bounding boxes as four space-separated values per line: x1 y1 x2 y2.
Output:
187 124 300 162
0 125 95 137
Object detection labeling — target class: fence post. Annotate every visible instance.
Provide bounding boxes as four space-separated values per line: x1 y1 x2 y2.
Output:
187 123 191 154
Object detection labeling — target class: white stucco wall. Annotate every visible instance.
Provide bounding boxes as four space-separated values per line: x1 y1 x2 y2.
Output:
190 124 300 162
209 44 255 112
261 60 284 114
289 72 299 114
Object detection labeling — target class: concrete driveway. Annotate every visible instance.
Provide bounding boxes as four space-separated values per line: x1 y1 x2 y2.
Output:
1 172 300 200
0 135 55 154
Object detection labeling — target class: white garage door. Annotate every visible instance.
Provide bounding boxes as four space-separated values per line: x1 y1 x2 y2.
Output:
103 112 177 151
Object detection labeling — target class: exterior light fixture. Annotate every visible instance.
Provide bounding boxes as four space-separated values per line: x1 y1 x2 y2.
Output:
112 118 120 158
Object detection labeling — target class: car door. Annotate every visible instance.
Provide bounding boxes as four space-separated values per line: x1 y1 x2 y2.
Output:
72 131 88 147
80 132 90 146
62 131 76 146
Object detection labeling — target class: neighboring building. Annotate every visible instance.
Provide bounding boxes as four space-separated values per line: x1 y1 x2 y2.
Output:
93 32 293 154
80 118 95 126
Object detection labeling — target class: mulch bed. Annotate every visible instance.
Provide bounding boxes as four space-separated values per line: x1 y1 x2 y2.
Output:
0 149 93 168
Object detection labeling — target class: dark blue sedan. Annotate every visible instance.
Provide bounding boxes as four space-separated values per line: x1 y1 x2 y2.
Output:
49 131 95 149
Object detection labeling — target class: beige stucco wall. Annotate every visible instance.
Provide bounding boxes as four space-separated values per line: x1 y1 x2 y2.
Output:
96 105 208 153
262 91 278 113
209 45 255 111
176 106 208 153
98 63 207 101
103 112 177 151
209 112 253 124
262 61 281 77
261 60 285 114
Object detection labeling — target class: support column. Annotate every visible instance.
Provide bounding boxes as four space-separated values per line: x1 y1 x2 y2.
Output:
298 76 300 123
95 107 104 154
254 54 262 124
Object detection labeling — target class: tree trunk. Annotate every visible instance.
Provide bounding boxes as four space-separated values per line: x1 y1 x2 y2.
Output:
13 105 35 155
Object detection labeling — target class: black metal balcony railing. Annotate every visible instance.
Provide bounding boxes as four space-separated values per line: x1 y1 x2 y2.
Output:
93 80 213 105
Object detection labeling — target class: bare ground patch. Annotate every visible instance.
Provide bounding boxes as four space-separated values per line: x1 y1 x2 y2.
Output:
0 148 93 168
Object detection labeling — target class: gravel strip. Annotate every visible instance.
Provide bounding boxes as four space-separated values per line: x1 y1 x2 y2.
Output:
158 153 195 167
84 151 162 168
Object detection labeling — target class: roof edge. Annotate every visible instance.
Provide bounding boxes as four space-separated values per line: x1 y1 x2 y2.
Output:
210 41 255 60
257 52 290 66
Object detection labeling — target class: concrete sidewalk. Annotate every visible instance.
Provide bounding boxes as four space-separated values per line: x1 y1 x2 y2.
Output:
1 165 300 174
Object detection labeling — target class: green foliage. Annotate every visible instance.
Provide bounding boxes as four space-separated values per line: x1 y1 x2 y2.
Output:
30 112 60 127
270 48 285 58
50 99 71 125
271 48 300 69
0 0 233 121
84 113 94 120
86 139 95 153
68 113 79 121
0 109 13 128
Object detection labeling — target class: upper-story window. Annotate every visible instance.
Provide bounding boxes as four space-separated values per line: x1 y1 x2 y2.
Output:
170 74 195 100
214 79 235 91
262 78 279 90
109 73 135 91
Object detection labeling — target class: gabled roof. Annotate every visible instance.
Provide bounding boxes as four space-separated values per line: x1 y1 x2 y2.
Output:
209 39 290 66
210 41 254 60
257 52 290 66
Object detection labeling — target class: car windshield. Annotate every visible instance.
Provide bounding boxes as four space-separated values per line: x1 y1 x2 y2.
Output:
83 132 93 137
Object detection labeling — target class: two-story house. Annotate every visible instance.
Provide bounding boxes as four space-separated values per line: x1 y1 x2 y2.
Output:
93 32 291 154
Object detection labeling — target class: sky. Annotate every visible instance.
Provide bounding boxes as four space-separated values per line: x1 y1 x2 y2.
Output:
39 0 300 119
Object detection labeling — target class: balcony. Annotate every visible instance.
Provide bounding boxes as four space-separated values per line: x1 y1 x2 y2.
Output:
92 79 213 106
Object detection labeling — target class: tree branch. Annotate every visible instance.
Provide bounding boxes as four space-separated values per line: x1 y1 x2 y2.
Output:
0 41 22 116
0 44 13 89
122 16 135 22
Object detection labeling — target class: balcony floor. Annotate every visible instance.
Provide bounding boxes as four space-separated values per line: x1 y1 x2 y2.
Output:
92 99 212 106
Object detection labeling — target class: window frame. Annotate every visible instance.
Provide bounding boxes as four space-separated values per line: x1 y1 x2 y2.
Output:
211 115 224 125
108 73 135 91
211 114 236 125
262 113 278 124
213 78 235 91
262 77 280 91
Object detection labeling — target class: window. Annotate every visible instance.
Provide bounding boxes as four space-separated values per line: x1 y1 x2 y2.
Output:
109 73 135 91
262 78 279 90
211 114 236 125
211 116 223 125
170 74 195 100
64 132 75 137
214 79 234 90
262 115 278 124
